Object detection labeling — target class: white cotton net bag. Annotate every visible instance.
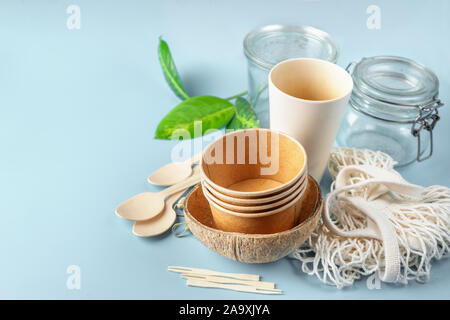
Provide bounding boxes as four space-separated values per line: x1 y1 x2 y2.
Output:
292 147 450 288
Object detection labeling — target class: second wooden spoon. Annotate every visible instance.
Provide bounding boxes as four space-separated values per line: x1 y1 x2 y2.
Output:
115 172 200 221
132 190 185 237
147 153 202 186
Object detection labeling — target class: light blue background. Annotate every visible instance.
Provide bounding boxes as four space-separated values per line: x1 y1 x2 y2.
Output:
0 0 449 299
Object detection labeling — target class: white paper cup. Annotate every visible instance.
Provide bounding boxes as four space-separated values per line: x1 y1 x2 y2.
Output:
268 58 353 181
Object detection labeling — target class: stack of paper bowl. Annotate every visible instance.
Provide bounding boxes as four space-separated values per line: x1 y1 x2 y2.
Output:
200 128 308 234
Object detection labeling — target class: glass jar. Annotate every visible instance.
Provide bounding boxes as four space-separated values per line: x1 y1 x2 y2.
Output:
243 25 339 128
336 56 444 166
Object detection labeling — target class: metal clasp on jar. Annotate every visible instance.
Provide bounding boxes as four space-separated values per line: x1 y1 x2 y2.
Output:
411 98 443 162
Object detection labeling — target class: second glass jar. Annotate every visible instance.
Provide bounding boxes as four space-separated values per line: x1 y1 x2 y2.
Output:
336 56 443 166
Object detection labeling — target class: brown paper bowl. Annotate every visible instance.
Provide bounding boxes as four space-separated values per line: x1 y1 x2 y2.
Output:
200 128 307 198
204 180 307 234
184 175 322 263
201 177 307 213
202 171 307 206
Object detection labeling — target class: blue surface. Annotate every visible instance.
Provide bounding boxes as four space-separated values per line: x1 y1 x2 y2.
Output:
1 0 449 299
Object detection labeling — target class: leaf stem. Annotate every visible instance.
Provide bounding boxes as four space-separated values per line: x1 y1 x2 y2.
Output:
225 91 248 101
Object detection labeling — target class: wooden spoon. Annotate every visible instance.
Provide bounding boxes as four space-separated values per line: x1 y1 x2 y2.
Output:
132 190 184 237
115 171 200 221
147 153 202 186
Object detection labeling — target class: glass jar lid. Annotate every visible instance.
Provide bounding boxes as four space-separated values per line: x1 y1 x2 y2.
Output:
244 25 339 70
349 56 441 122
353 56 439 106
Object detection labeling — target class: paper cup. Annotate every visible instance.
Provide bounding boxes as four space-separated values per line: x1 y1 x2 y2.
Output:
268 58 353 181
202 177 307 213
203 182 306 234
200 128 307 198
202 172 307 206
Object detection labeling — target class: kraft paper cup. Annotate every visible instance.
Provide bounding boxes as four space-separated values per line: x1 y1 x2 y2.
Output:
268 58 353 181
202 176 307 213
203 182 306 234
202 172 307 206
200 128 307 198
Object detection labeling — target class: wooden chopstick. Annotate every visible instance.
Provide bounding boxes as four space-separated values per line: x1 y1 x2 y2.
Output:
186 278 282 295
181 273 275 289
168 266 260 281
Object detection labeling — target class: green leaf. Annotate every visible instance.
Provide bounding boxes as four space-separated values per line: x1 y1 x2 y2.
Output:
158 38 189 100
155 96 235 139
226 97 259 130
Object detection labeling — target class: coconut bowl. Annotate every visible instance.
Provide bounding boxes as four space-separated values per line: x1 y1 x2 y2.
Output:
184 175 322 263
